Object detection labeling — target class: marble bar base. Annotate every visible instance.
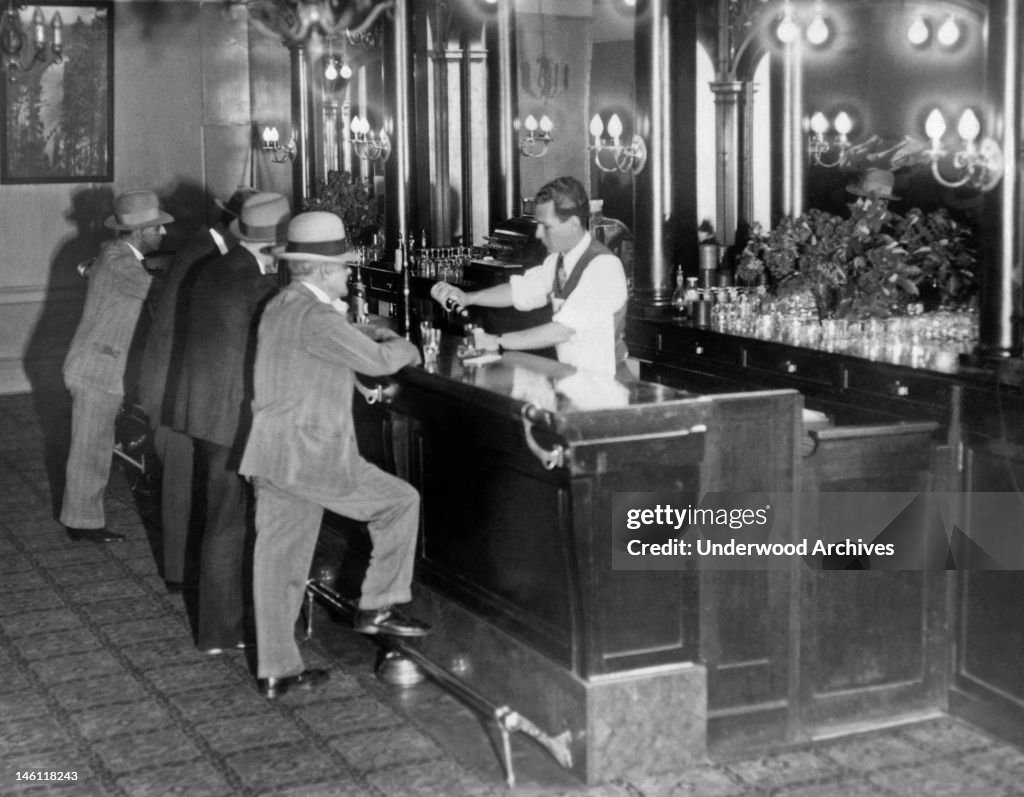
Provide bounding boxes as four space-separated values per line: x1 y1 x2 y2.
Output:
411 586 708 785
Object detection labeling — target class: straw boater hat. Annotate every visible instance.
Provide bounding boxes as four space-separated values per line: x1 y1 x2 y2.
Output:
274 211 352 264
104 190 175 230
228 192 291 243
846 168 900 201
214 186 260 219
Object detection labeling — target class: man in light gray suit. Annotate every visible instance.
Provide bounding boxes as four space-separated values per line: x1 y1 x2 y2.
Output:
240 212 430 699
61 190 173 543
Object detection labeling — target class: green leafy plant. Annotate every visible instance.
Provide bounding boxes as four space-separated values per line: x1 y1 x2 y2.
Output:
736 202 976 319
893 207 977 307
303 170 382 238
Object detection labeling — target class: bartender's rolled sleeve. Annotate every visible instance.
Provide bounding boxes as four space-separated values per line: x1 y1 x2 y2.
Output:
509 261 556 311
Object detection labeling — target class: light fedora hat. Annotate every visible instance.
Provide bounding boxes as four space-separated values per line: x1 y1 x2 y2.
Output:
846 168 900 200
104 190 175 230
229 192 291 243
214 186 260 219
275 211 352 264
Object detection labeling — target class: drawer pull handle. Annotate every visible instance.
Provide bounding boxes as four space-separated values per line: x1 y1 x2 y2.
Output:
893 382 910 397
694 345 704 355
784 361 797 374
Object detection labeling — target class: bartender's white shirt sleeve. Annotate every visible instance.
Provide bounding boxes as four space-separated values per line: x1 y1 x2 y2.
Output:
508 258 556 311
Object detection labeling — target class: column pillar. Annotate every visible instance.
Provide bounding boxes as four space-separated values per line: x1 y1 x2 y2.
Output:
710 80 742 248
976 0 1022 360
633 0 697 308
289 41 316 203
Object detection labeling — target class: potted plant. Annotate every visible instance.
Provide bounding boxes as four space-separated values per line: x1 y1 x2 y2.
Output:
736 202 975 320
303 170 383 244
893 207 977 308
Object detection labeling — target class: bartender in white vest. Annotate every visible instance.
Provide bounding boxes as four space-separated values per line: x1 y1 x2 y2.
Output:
431 176 629 378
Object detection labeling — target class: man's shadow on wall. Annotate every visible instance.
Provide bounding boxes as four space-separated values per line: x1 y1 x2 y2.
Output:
24 186 114 519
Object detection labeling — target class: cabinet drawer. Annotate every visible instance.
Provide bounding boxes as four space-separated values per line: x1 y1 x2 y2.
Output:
844 363 953 409
658 329 741 366
744 341 840 388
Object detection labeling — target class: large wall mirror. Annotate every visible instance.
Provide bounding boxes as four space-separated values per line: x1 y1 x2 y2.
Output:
790 0 987 226
514 0 636 234
312 24 388 244
724 0 990 235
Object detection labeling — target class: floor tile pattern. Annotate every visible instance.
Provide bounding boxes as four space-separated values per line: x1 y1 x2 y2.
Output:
1 392 1023 796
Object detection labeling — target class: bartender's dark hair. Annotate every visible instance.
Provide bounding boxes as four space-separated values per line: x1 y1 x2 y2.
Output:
535 176 589 229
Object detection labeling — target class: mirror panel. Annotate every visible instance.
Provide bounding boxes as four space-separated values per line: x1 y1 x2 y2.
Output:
786 0 986 223
514 0 636 234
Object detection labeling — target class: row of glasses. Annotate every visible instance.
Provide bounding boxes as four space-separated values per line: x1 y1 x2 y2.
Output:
711 292 979 371
418 246 473 282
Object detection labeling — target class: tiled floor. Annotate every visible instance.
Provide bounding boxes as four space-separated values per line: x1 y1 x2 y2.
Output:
2 390 1024 796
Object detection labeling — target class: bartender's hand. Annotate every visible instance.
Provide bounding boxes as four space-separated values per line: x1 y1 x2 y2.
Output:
473 328 500 352
430 281 469 311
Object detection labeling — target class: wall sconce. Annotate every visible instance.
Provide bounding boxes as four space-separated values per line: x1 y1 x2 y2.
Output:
587 113 647 175
519 114 552 158
1 0 63 76
807 110 852 167
905 13 960 47
924 108 1002 192
345 115 391 162
775 2 831 46
261 126 296 164
324 55 352 81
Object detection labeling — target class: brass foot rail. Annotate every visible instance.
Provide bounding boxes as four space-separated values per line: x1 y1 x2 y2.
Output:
304 579 573 788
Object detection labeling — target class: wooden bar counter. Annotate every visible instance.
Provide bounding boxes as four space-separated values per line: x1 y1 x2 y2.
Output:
317 333 803 783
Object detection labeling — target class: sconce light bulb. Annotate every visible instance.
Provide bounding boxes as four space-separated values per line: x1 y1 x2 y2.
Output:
925 109 947 143
777 13 799 44
607 113 624 140
340 61 352 79
806 13 829 45
262 126 272 145
906 14 928 46
589 114 604 140
51 12 62 48
324 60 338 80
32 7 45 47
833 111 853 137
623 0 636 6
937 16 960 47
957 108 980 143
539 115 553 134
524 114 538 133
809 111 828 136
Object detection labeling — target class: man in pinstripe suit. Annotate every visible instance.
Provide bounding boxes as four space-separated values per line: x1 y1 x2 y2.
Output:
61 190 173 543
240 212 430 699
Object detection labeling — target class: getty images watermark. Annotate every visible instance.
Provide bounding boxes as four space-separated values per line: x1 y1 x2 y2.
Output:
611 492 1024 571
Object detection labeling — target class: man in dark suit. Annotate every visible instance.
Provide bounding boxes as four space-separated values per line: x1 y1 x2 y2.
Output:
61 190 173 543
175 192 290 654
240 211 429 699
138 187 255 589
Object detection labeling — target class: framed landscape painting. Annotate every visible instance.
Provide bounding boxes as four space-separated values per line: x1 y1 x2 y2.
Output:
1 2 113 183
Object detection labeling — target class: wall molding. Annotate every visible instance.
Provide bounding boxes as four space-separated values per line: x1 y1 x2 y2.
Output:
0 285 85 306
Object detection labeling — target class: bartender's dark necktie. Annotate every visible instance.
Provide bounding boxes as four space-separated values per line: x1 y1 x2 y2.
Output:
555 254 567 293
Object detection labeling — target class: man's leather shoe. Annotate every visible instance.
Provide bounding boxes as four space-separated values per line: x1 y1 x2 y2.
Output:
259 668 329 699
65 527 124 543
353 606 431 637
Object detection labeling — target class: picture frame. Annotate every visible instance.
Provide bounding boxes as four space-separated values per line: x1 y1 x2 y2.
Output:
1 1 113 184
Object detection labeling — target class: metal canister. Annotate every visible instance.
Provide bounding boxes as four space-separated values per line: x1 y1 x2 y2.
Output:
698 243 718 289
